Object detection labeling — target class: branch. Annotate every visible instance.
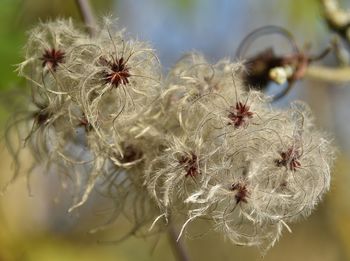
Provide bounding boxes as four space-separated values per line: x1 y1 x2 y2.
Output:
320 0 350 41
167 224 190 261
306 65 350 83
75 0 97 36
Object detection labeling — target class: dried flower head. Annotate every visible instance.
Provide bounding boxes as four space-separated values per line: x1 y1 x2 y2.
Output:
40 48 65 71
179 152 201 178
101 56 131 88
230 180 250 204
227 101 254 128
274 147 301 171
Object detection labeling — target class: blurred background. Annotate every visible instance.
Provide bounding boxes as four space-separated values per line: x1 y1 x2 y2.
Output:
0 0 350 260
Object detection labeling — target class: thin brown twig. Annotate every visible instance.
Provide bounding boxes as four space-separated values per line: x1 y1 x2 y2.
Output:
75 0 97 36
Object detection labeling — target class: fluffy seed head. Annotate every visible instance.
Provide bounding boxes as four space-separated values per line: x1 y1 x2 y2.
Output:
9 18 335 254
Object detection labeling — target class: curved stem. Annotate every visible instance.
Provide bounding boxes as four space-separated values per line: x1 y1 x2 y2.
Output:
167 224 190 261
75 0 97 36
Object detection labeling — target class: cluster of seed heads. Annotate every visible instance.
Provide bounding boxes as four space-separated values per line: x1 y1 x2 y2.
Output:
7 18 335 252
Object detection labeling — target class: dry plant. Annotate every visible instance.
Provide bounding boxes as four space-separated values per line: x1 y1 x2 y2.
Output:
3 0 342 260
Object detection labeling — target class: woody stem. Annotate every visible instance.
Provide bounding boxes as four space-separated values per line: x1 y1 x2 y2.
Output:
167 224 190 261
